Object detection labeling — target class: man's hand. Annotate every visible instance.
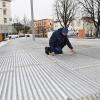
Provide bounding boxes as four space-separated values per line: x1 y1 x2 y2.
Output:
70 49 76 53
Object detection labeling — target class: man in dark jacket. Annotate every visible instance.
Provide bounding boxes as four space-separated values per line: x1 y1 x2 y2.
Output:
45 27 75 55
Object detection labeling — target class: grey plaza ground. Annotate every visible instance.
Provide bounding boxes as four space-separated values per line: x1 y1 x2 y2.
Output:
0 37 100 100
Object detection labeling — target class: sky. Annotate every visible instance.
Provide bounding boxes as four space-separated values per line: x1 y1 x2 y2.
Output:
11 0 55 20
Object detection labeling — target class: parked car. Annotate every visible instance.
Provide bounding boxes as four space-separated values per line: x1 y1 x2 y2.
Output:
19 33 25 37
25 34 30 37
8 35 19 39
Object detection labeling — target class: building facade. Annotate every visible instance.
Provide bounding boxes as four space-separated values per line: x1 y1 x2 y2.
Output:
0 0 12 34
70 17 96 38
54 17 96 38
82 17 96 37
0 0 12 25
53 21 62 30
34 19 54 37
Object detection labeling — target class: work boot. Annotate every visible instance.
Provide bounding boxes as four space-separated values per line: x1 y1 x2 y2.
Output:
45 47 49 55
49 52 55 56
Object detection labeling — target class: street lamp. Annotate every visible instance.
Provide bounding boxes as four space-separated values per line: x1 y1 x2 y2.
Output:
30 0 35 40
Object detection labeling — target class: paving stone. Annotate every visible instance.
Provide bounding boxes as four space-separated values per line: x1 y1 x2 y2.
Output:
0 38 100 100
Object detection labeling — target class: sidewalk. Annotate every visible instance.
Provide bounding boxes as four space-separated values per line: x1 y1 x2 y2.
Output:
0 38 100 100
0 40 9 47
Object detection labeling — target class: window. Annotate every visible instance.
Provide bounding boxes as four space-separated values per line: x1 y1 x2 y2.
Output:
2 2 6 7
3 9 7 15
4 18 7 23
9 18 12 21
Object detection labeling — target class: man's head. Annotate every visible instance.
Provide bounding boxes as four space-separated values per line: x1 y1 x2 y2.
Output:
62 27 68 36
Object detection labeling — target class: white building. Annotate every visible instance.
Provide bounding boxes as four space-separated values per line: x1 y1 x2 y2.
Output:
53 17 96 38
71 17 96 37
0 0 12 25
53 21 62 30
0 0 12 33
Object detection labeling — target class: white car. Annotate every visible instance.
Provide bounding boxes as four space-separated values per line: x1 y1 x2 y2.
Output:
8 35 19 39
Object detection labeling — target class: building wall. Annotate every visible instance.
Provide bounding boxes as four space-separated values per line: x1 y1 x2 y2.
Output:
83 21 96 37
0 25 13 33
53 21 62 30
34 19 54 37
0 0 3 24
69 17 96 37
0 0 12 25
53 17 96 38
53 19 84 31
70 19 83 30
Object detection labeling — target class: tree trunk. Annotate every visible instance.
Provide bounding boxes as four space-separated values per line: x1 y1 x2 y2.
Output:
96 25 100 38
98 25 100 38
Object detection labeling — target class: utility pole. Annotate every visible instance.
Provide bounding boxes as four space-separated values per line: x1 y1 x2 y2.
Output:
30 0 35 40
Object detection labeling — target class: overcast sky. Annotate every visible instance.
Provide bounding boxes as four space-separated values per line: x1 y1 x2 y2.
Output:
11 0 55 20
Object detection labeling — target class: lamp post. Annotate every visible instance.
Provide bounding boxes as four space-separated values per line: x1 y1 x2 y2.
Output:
30 0 35 40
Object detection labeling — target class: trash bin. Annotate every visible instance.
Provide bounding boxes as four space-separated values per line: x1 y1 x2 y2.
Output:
78 29 85 39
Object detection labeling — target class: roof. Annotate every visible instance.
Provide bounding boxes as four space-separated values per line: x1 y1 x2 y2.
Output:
82 17 94 23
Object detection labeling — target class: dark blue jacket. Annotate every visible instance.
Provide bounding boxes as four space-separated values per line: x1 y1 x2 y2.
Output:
49 28 73 49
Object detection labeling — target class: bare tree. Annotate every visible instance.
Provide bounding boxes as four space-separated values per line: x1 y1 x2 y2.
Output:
12 16 30 34
22 15 31 34
12 17 22 34
77 0 100 38
13 17 21 23
22 15 31 26
54 0 77 28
